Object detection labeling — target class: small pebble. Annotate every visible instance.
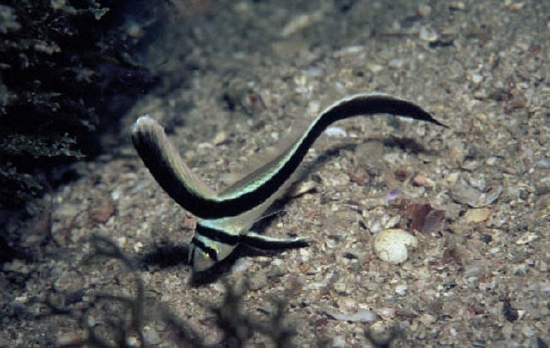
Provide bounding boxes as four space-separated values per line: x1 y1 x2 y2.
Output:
470 72 484 84
463 208 493 223
508 2 525 11
413 172 434 188
91 199 115 223
332 335 346 348
281 10 323 37
213 131 227 145
367 63 384 73
449 1 465 10
417 4 432 17
374 229 418 264
144 327 161 345
288 180 317 198
3 259 30 274
395 283 408 296
388 58 404 69
333 282 347 295
419 25 438 43
248 271 268 290
325 126 347 137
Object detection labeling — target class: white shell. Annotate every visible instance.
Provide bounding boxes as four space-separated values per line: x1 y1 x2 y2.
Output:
373 229 418 264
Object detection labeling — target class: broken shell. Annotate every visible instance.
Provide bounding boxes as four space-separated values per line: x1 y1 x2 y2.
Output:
450 179 503 207
324 307 376 322
374 229 418 264
515 233 539 245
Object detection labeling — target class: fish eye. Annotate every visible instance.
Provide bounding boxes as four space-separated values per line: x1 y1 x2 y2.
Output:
192 247 217 272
